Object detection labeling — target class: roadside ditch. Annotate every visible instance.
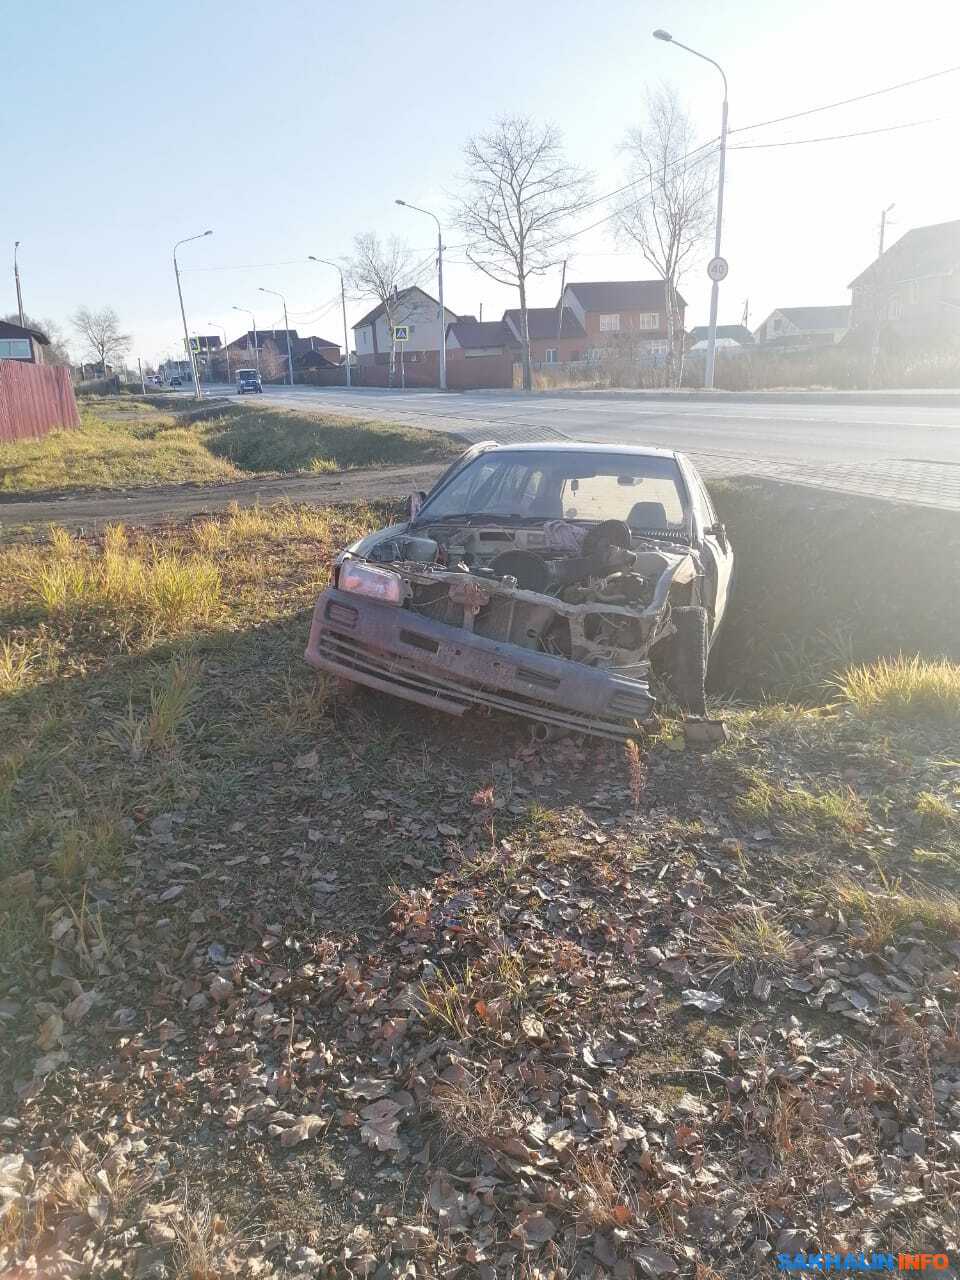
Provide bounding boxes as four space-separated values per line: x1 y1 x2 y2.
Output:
709 478 960 701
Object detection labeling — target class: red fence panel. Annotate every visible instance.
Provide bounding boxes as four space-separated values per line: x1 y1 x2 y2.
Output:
0 361 81 444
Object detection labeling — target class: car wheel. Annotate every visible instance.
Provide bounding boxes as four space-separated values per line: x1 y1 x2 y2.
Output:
657 605 708 716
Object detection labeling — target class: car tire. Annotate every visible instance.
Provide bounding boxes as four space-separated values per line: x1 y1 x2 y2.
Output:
658 605 708 716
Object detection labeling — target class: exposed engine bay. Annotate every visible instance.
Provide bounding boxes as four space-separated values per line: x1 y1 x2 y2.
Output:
361 517 702 674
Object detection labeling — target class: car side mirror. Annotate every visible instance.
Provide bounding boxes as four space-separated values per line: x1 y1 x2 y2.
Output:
408 490 427 520
705 521 728 552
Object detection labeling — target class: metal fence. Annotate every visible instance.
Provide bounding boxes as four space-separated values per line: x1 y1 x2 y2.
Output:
0 360 80 443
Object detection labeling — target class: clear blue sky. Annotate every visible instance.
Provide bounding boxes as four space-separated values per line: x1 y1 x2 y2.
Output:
3 0 958 365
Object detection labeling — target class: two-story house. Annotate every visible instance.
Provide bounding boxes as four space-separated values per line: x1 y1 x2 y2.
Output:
353 287 459 369
559 280 682 361
848 218 960 344
754 307 850 347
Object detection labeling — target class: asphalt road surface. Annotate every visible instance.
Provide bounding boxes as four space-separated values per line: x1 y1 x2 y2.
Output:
206 384 960 511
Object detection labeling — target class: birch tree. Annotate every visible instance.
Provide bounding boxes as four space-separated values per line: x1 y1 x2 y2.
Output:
616 86 716 386
456 116 590 391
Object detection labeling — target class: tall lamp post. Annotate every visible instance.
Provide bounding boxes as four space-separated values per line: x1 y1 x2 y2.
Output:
395 199 447 391
232 306 260 376
653 29 728 390
173 230 212 401
208 322 229 384
13 241 24 327
308 256 352 388
258 287 295 386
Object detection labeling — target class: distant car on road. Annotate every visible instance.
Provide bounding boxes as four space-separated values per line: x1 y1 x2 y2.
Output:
169 376 183 388
236 369 263 394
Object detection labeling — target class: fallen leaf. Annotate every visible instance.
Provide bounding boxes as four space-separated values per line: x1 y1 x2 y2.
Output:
280 1114 325 1147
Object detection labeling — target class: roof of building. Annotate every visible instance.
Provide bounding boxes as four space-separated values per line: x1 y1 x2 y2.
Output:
563 280 683 312
503 307 586 341
767 306 850 331
688 324 754 345
0 320 49 345
192 335 222 350
447 319 516 349
353 286 453 330
294 336 340 351
849 218 960 288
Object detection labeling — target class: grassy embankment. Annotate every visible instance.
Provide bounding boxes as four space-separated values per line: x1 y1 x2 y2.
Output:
1 497 959 1276
0 397 459 496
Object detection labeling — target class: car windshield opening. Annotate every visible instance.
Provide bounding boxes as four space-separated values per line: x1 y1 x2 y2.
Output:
415 451 688 529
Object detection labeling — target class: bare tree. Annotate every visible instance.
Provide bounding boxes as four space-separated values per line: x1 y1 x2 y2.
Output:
456 116 591 390
345 233 429 384
70 306 132 377
616 86 716 386
2 313 72 366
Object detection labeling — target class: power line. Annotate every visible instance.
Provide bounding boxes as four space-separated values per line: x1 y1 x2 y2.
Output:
729 115 948 149
728 63 960 136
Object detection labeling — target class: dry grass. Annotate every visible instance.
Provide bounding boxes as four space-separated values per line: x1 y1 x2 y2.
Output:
430 1073 516 1145
703 905 798 971
3 524 222 636
735 770 869 840
0 399 457 496
571 1150 638 1230
913 789 959 831
107 656 200 760
834 655 960 721
835 877 960 946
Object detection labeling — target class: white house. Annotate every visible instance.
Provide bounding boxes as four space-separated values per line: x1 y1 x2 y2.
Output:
353 287 459 367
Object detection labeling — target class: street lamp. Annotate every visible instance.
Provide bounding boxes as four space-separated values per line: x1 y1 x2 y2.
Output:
173 230 212 401
232 306 260 376
258 287 295 386
13 241 24 327
208 322 229 383
308 256 352 388
395 198 447 391
653 28 728 390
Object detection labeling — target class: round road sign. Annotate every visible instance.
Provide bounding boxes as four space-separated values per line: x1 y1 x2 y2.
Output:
707 256 729 282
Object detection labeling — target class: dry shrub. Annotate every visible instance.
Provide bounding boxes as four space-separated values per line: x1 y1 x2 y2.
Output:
835 655 960 721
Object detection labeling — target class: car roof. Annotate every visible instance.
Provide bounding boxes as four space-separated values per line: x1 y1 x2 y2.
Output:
479 441 682 461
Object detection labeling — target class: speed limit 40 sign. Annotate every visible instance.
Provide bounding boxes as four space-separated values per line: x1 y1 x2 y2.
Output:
707 256 729 282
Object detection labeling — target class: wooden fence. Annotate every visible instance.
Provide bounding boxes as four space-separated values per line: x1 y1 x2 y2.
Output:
0 361 80 443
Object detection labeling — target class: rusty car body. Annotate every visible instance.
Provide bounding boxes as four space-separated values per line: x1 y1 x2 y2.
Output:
305 442 733 739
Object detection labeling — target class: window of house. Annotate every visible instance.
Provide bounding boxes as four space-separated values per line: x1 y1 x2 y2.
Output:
908 280 920 306
0 338 32 360
889 297 903 321
545 348 558 364
636 312 659 329
599 314 620 332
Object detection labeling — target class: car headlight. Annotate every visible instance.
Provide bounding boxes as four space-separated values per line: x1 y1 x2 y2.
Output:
339 560 405 604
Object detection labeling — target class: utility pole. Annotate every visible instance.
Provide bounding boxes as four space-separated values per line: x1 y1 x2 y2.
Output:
741 298 750 329
654 30 728 390
308 257 352 388
557 258 568 338
13 242 24 327
395 199 447 391
879 203 895 257
138 357 146 395
479 302 483 323
173 230 212 402
259 288 295 385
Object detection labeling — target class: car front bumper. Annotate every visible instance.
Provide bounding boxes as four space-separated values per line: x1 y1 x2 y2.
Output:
305 587 655 740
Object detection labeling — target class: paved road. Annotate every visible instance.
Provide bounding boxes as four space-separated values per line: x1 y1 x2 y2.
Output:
206 384 960 510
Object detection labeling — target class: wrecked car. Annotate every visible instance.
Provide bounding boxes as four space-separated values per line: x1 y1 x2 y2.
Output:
305 442 733 739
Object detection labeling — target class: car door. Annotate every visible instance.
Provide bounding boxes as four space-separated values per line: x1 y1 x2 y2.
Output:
689 469 734 634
